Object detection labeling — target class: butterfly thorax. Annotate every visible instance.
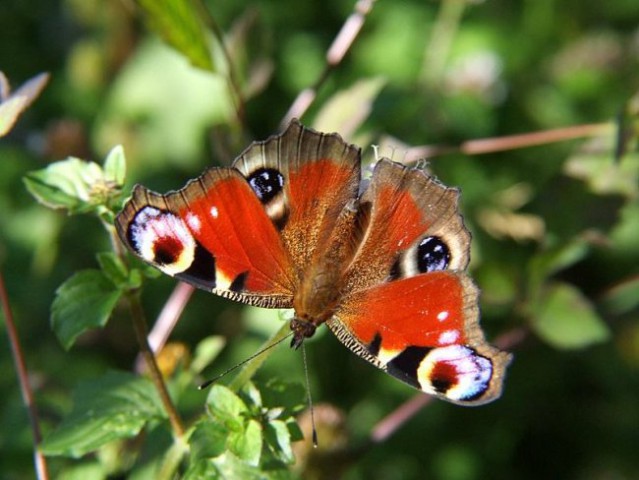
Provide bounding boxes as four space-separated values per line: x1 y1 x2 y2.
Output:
289 199 363 349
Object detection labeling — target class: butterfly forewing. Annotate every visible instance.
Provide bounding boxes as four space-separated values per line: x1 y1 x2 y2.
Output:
233 120 362 274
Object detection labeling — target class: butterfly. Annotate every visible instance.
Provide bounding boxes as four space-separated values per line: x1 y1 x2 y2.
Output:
115 120 511 405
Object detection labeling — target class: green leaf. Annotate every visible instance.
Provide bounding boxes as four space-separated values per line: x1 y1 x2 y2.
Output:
185 452 267 480
265 420 295 464
260 379 306 417
530 282 611 350
54 462 106 480
103 145 126 186
97 252 129 287
313 77 386 140
601 275 639 315
564 136 639 198
528 238 591 297
24 158 115 215
206 384 247 432
0 71 49 137
136 0 214 71
189 420 227 461
191 336 226 375
51 270 123 350
40 371 166 457
183 459 222 480
228 419 262 466
127 268 144 289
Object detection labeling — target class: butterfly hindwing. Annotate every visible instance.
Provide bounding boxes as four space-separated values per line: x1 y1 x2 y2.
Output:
331 272 510 404
329 160 511 405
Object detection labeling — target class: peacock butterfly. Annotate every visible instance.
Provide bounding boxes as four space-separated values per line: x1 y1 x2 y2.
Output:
115 120 511 405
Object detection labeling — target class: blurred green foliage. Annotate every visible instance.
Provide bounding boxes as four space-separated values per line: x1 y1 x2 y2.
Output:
1 0 639 478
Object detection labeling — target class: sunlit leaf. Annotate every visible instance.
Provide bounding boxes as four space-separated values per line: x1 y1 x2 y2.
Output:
51 269 123 350
0 71 49 137
229 419 262 466
313 77 386 139
206 384 247 432
136 0 214 71
95 39 231 171
601 275 639 315
54 462 105 480
191 336 226 375
40 371 165 457
23 157 119 216
103 145 126 186
265 419 295 464
564 136 639 198
530 282 611 349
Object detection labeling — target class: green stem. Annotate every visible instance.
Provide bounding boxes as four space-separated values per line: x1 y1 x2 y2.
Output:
228 321 291 391
126 291 185 438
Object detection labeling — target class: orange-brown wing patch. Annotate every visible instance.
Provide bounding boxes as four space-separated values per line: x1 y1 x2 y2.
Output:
232 120 362 275
329 271 511 405
335 272 470 359
342 159 471 295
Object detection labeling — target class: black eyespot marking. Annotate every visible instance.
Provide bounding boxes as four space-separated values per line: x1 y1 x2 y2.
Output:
429 363 456 394
417 236 450 273
177 243 217 289
367 332 382 356
230 271 248 292
152 237 183 265
387 346 433 389
388 256 401 281
247 168 284 204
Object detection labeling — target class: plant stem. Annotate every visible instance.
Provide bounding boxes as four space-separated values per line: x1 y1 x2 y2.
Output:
401 122 612 163
0 270 49 480
282 0 377 125
228 321 291 391
126 291 185 438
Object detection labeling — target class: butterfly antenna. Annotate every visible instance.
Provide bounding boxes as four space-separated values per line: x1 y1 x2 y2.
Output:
198 332 293 390
301 342 318 447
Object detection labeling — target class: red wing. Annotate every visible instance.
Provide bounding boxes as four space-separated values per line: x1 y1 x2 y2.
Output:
116 168 296 307
328 159 510 405
342 159 471 296
115 120 362 309
330 272 511 405
233 119 361 273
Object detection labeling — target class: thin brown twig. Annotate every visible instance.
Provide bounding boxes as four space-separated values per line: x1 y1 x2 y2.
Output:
400 122 612 164
0 270 49 480
134 281 195 373
281 0 378 126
